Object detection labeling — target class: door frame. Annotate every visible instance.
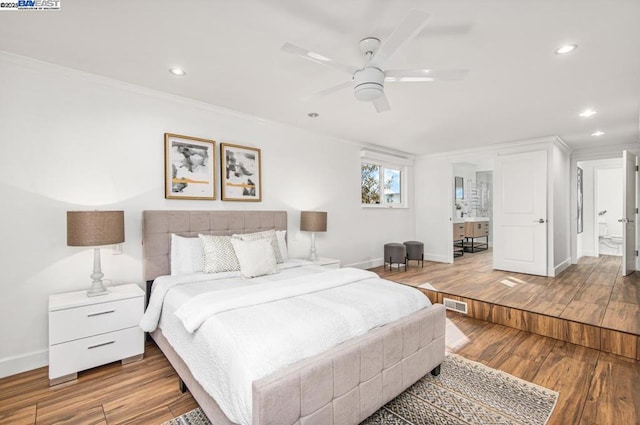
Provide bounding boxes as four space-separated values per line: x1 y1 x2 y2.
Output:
570 146 640 269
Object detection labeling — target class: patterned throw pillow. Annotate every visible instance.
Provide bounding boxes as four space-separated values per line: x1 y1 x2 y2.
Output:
234 229 284 263
230 238 279 278
198 234 240 273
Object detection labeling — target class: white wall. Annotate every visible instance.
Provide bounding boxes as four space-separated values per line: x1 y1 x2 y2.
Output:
0 53 416 377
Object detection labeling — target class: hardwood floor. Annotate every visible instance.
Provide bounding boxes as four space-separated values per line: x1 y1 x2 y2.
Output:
2 313 638 424
373 250 640 359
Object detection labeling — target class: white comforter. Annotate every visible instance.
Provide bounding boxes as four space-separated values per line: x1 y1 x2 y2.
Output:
140 262 430 425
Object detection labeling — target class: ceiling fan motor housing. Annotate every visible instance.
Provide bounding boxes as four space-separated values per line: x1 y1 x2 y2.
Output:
353 67 385 101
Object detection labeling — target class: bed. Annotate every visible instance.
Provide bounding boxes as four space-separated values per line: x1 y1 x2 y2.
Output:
141 210 445 425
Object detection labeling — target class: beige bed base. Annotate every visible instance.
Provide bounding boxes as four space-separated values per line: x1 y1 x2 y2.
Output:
142 210 446 425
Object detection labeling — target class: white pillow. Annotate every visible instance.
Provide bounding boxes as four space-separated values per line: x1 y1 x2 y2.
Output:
231 238 278 278
276 230 288 262
170 234 203 276
234 229 284 263
199 234 240 273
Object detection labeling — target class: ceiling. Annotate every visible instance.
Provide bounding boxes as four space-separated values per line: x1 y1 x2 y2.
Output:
1 0 638 155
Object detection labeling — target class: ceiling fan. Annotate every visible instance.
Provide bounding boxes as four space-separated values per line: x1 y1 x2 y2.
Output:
281 10 467 113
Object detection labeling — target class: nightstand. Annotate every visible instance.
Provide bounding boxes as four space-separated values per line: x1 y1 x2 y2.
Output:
48 283 145 386
315 257 341 269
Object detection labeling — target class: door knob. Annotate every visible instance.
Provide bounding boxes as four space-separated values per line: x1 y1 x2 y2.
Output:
618 218 633 223
533 218 546 223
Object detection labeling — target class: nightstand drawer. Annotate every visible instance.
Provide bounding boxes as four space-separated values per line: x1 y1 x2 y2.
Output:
49 326 143 379
49 297 143 345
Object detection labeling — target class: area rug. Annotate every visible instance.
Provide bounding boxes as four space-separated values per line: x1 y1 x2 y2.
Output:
163 354 558 425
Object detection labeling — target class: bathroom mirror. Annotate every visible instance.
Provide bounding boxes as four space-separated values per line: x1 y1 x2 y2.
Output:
455 176 464 199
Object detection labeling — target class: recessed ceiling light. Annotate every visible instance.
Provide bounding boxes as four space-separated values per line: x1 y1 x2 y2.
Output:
555 44 578 55
579 109 597 118
307 112 319 118
169 67 186 76
591 130 605 137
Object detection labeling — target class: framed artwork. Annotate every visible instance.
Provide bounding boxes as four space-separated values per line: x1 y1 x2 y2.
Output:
577 166 583 234
220 143 262 201
164 133 216 200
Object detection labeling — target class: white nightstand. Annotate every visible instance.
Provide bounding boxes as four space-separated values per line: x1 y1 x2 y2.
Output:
48 283 145 386
314 257 341 269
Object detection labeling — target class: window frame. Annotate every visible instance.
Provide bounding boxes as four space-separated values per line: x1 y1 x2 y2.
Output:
361 157 409 209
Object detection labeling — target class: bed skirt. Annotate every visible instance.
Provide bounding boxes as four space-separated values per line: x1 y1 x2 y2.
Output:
151 302 446 425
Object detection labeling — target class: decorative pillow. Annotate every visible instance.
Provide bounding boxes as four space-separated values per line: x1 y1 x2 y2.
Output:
276 230 288 262
234 229 284 263
170 234 203 276
230 238 278 278
198 234 240 273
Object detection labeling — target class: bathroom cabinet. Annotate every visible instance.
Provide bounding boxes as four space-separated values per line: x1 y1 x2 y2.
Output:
463 221 489 252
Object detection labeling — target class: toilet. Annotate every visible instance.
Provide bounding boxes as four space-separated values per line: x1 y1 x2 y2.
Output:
598 222 623 256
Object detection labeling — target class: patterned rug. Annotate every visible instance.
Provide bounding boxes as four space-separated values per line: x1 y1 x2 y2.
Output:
164 354 558 425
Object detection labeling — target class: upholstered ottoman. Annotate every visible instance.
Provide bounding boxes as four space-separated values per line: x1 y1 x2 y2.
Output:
403 240 424 267
384 243 406 271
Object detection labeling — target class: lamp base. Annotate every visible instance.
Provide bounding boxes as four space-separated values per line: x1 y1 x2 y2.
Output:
87 248 110 297
87 280 109 297
308 232 319 262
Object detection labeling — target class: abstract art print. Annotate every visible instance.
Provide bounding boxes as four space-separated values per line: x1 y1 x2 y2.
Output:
164 133 216 200
220 143 262 201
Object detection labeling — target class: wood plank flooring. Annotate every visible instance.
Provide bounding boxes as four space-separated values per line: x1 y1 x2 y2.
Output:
2 312 638 424
373 250 640 359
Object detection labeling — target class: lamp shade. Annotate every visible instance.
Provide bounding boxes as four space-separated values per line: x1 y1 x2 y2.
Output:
67 211 125 247
300 211 327 232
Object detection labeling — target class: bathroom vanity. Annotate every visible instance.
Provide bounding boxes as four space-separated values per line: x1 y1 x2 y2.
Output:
452 218 490 255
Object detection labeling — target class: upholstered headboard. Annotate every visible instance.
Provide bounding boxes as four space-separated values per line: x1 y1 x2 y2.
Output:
142 210 287 282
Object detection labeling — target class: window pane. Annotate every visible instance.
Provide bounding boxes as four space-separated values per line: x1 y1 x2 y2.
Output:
361 163 381 204
384 168 401 204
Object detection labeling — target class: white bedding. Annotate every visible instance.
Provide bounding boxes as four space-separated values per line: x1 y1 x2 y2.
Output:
141 261 431 425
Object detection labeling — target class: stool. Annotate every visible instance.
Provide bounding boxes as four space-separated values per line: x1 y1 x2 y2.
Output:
403 241 424 267
384 243 407 271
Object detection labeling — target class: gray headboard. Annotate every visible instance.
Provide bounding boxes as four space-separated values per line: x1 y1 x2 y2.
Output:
142 210 287 282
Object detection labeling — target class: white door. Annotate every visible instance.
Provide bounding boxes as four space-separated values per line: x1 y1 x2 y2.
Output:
622 150 637 276
494 150 548 276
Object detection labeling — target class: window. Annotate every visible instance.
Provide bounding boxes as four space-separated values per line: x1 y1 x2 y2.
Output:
361 160 407 207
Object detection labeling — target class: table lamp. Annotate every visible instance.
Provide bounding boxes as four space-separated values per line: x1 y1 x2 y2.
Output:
67 210 125 296
300 211 327 262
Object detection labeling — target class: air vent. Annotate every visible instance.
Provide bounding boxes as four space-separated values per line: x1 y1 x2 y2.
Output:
443 297 468 314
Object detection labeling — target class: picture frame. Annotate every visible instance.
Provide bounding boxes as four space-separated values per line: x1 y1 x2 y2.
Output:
164 133 216 200
577 166 583 234
220 143 262 202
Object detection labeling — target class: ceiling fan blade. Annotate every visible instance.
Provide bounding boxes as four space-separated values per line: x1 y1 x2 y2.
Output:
373 93 391 113
385 69 468 82
369 10 431 68
304 80 352 99
281 42 358 75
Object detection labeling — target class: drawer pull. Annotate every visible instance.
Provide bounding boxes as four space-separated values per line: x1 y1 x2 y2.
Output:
87 341 115 350
87 310 115 317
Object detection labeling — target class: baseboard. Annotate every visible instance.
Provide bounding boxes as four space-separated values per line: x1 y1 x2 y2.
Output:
346 258 384 269
578 250 596 259
553 258 572 277
424 253 451 264
0 349 48 379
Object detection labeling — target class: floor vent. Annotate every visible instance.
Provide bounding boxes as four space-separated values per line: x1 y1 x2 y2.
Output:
443 297 468 314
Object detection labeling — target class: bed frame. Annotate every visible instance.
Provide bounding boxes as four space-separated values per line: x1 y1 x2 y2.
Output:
142 210 446 425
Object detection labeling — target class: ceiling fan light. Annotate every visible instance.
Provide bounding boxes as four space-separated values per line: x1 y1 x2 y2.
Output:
354 84 383 101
